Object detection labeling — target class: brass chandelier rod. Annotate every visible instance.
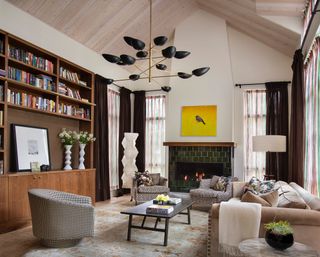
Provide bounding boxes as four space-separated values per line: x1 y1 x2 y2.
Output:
115 74 178 82
138 57 166 76
148 0 152 83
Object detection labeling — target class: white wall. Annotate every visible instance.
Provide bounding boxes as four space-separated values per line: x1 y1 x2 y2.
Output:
228 27 292 180
0 0 129 81
167 10 234 142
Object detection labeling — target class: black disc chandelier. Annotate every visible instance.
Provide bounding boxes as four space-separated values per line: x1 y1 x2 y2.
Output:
102 0 210 92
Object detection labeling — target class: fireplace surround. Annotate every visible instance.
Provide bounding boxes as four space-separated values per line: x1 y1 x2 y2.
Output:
165 142 235 192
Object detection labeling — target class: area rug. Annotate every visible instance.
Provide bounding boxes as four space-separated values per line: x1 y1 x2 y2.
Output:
0 196 208 257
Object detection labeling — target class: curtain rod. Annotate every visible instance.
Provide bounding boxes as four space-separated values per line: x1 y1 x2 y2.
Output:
301 0 320 51
235 81 291 89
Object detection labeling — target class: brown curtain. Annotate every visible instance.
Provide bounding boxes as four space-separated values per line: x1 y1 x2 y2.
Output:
266 81 289 181
288 49 305 186
94 74 110 201
118 87 132 189
133 91 146 172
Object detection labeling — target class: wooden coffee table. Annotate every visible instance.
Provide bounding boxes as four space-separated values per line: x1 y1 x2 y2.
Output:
121 199 194 246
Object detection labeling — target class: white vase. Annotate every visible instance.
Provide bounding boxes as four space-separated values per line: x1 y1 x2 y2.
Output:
78 144 86 170
64 145 72 170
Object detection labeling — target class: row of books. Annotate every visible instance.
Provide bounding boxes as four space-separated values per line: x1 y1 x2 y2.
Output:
58 82 81 100
58 103 90 119
8 67 56 91
7 88 56 112
59 67 88 87
9 45 54 73
0 39 4 54
0 69 5 77
146 205 174 215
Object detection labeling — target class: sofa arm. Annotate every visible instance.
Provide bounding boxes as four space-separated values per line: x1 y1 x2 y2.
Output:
159 176 168 186
208 203 222 257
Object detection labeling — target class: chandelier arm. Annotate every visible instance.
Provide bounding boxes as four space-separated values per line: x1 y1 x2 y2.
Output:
132 64 162 86
114 74 179 82
138 57 167 75
135 56 164 61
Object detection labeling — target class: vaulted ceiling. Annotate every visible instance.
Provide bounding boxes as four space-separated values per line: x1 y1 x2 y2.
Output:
6 0 304 58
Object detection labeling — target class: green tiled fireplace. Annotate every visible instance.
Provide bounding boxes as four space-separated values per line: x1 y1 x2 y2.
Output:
168 145 234 192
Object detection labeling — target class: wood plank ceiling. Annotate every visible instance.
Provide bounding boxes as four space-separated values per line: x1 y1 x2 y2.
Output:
6 0 304 60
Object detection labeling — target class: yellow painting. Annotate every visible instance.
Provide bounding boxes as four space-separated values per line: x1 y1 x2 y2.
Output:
181 105 217 136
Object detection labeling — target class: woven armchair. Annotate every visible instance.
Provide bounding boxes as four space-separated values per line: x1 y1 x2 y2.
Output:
132 173 170 204
28 189 94 248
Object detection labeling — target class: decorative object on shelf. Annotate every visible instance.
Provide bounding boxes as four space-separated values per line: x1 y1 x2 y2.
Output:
30 162 41 173
121 133 139 188
58 128 77 170
181 105 217 136
40 164 51 172
102 0 210 92
264 220 294 250
76 131 96 170
11 124 51 172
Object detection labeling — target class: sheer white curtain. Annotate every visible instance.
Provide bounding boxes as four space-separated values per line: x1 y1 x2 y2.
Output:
108 88 120 190
145 94 166 176
243 90 266 181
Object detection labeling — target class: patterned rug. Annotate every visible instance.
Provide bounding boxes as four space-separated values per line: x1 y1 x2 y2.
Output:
0 196 208 257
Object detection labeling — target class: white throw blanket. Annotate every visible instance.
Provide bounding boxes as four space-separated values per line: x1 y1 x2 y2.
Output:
219 201 262 256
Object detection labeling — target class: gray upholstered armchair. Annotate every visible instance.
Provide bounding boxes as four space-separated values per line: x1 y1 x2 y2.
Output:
28 189 94 248
132 173 170 204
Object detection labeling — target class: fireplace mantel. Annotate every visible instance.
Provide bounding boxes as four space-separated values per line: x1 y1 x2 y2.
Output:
163 142 237 147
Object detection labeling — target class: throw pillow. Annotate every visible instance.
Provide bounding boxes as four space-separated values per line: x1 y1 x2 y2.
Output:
213 176 229 191
260 190 279 207
135 171 153 187
244 177 261 195
149 173 160 185
241 191 270 206
260 180 276 194
199 179 211 189
210 175 220 189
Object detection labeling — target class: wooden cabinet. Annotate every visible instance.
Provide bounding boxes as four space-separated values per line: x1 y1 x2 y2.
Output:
1 169 95 232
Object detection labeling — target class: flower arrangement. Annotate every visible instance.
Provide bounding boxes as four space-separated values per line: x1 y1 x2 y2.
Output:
155 194 170 203
58 128 77 146
76 131 96 144
264 220 293 235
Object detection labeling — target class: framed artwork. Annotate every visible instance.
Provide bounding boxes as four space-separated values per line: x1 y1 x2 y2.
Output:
181 105 217 136
12 124 51 172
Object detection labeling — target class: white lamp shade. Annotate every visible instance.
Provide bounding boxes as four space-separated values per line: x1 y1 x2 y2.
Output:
252 135 286 152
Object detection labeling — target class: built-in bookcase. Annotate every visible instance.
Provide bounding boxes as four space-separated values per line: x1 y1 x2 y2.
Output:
0 29 95 174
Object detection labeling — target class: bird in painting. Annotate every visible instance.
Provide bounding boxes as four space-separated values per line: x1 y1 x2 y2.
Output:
195 115 206 125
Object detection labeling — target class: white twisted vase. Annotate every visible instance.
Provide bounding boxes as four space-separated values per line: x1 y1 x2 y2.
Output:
78 144 86 170
64 145 72 170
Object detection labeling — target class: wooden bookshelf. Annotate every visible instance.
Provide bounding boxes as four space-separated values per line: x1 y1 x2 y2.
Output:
0 29 95 175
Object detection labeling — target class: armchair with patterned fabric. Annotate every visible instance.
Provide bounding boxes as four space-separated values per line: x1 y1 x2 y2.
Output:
132 171 170 205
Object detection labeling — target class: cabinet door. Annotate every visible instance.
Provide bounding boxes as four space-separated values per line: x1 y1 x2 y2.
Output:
59 171 80 195
38 173 60 190
0 176 8 222
8 175 38 220
79 169 95 202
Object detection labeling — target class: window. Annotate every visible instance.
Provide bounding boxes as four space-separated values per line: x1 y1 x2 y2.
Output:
108 88 120 190
243 90 266 181
145 94 166 176
304 37 320 196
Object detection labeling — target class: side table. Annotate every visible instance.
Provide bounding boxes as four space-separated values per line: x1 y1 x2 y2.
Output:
239 238 319 257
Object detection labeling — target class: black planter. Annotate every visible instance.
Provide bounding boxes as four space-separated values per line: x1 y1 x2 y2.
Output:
265 230 294 250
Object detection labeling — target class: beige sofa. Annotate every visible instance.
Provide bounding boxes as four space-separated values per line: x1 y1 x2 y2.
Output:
207 181 320 257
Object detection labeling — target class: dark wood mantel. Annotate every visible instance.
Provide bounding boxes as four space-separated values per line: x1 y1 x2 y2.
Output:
163 142 237 147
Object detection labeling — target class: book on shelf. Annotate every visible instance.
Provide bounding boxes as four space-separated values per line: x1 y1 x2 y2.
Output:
146 204 174 215
0 111 3 126
59 66 81 84
58 82 84 101
8 44 54 73
7 88 56 112
0 84 4 101
0 69 5 77
8 67 56 91
0 160 3 175
0 39 4 54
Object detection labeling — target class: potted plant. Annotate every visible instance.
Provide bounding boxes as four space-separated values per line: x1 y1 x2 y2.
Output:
264 220 294 250
76 131 96 169
58 129 77 170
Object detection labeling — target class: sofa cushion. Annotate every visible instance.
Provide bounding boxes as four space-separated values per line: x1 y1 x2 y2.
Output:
190 188 223 198
210 176 220 189
199 179 212 189
138 185 169 194
259 180 276 194
241 191 270 206
260 190 279 207
274 181 308 209
213 176 229 191
290 182 320 211
149 173 160 185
